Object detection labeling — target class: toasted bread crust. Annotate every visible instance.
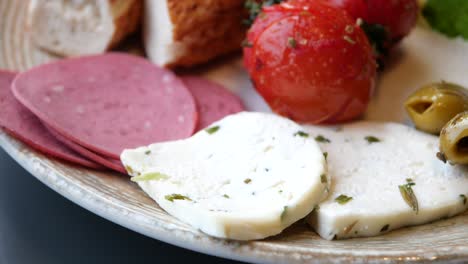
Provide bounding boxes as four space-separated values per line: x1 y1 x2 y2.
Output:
166 0 246 67
108 0 142 50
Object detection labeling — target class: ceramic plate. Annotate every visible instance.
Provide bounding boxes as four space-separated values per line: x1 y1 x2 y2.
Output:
1 1 468 263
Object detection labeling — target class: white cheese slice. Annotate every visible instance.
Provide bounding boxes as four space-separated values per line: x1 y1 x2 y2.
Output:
121 112 328 240
305 122 468 240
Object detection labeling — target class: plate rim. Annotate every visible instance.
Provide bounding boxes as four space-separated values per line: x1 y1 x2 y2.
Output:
0 130 262 264
1 0 468 259
2 130 468 264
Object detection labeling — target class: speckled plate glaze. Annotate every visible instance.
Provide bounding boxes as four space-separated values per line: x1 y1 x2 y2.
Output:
1 1 468 263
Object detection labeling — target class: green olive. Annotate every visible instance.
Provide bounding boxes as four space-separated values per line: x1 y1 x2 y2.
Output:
439 111 468 165
405 82 468 134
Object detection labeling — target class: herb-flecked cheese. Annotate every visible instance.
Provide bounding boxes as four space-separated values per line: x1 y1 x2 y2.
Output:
306 122 468 240
121 112 328 240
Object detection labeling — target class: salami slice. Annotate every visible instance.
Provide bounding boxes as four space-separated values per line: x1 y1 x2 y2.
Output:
0 70 102 169
182 77 244 130
12 53 198 159
45 125 126 174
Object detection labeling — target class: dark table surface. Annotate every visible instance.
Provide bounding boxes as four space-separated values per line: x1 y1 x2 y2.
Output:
0 147 244 264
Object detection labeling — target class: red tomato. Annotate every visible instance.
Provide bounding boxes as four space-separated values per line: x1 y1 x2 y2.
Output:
246 2 376 123
325 0 368 20
244 6 294 76
244 2 330 75
303 0 419 42
365 0 419 42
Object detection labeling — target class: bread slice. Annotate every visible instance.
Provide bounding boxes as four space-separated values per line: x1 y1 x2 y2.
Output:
27 0 142 57
144 0 246 68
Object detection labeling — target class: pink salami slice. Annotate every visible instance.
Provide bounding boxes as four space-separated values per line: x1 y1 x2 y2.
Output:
182 77 245 130
12 53 198 160
45 125 126 174
0 70 102 169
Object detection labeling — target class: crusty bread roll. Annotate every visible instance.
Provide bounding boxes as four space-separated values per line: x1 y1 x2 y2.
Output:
27 0 142 57
144 0 246 68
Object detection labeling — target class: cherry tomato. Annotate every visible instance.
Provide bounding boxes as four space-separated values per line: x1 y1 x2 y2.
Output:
244 5 294 76
247 2 376 123
284 0 418 67
365 0 419 42
326 0 368 20
302 0 419 42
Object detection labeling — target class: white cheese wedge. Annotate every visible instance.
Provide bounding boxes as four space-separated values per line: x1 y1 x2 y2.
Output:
121 112 328 240
305 122 468 240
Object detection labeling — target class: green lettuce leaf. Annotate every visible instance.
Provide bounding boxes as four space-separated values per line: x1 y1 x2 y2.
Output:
423 0 468 40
